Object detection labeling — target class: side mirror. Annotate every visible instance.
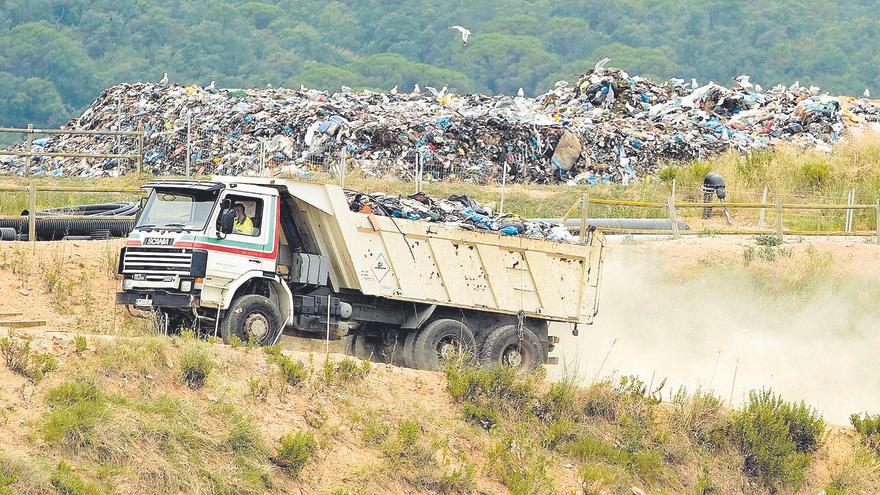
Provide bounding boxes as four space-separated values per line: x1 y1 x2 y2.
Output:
219 210 235 236
134 197 147 223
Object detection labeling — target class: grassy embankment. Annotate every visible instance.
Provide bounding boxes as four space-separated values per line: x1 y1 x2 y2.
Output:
3 136 880 232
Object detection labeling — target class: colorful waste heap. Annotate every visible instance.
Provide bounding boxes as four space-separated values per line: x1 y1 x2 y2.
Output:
346 190 578 243
2 61 878 183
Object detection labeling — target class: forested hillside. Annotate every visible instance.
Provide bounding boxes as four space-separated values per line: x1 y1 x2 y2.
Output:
1 0 878 128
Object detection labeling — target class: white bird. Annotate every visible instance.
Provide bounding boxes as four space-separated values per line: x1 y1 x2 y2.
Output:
864 88 871 98
206 80 216 92
517 87 524 97
341 85 351 92
735 74 753 89
159 73 169 85
449 25 471 45
390 85 398 95
413 84 421 95
691 78 698 89
755 83 763 92
594 58 610 71
426 86 447 98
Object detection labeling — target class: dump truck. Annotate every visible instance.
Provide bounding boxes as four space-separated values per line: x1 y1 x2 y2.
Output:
116 177 605 370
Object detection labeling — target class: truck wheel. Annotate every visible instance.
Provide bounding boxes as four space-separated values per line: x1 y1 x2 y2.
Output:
220 294 283 346
411 319 476 371
480 324 545 371
401 331 419 368
347 334 386 362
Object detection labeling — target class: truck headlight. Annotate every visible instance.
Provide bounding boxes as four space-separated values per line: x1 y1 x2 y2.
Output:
122 279 134 290
180 280 192 292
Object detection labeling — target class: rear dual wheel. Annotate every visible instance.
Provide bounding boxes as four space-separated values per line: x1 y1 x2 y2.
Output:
480 324 545 372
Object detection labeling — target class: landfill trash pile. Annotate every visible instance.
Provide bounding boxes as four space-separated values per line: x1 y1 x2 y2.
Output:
346 190 578 244
1 61 878 183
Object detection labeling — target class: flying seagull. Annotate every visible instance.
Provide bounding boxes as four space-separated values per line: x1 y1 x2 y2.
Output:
449 25 471 45
159 73 169 85
864 88 871 98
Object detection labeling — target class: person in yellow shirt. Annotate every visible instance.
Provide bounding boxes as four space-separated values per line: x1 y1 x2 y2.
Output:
232 203 254 235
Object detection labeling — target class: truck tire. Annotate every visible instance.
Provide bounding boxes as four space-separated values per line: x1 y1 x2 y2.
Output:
346 334 388 363
220 294 283 346
401 331 419 368
411 319 476 371
480 324 545 371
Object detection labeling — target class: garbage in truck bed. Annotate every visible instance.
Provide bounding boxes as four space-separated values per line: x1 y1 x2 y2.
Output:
345 189 578 243
1 60 878 182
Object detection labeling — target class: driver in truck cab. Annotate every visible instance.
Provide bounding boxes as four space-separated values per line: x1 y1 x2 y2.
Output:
232 203 254 235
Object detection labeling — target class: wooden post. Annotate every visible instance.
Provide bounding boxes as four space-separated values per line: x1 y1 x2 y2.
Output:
499 160 508 214
846 188 855 233
875 200 879 245
185 114 192 179
667 195 680 238
775 198 784 239
578 194 589 243
758 186 768 230
136 123 144 174
24 124 33 176
339 147 346 188
27 181 36 243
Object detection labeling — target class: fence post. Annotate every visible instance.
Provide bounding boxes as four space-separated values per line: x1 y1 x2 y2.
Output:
27 181 36 243
24 124 33 176
339 147 346 188
667 195 680 238
875 200 880 245
578 194 589 243
758 186 768 230
499 160 508 214
775 198 784 239
414 152 421 194
845 188 855 233
259 140 266 177
136 123 144 174
185 114 192 179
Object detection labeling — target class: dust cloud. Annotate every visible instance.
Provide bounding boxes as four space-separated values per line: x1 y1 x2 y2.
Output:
551 240 880 425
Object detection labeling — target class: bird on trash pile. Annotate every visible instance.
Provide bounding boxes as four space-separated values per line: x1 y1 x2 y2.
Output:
449 25 471 45
864 88 871 98
735 74 753 90
206 81 216 92
691 78 698 89
390 85 398 95
517 87 524 97
413 84 421 95
159 73 169 85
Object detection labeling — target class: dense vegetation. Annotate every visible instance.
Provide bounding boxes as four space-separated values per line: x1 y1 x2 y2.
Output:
0 0 878 128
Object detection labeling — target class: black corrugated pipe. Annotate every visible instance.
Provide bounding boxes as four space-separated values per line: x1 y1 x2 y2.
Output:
0 217 135 241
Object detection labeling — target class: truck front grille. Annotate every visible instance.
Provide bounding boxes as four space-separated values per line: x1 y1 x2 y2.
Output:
123 246 193 275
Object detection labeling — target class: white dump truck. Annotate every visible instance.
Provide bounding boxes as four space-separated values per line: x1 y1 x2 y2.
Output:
116 177 605 370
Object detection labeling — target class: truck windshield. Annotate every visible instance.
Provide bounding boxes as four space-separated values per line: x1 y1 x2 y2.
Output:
135 189 218 231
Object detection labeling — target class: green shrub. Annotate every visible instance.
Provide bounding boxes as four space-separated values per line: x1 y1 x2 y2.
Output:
536 379 578 421
227 335 243 348
671 388 729 450
73 335 88 353
361 417 390 444
275 354 308 386
42 382 107 449
799 159 831 190
247 378 269 401
50 460 105 495
850 413 880 454
273 431 317 478
443 361 537 411
658 166 678 184
487 429 553 495
731 389 825 490
755 234 783 247
541 417 576 449
179 342 215 389
462 401 500 430
0 335 57 383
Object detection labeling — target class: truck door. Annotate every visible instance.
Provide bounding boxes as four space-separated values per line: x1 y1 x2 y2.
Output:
208 192 278 279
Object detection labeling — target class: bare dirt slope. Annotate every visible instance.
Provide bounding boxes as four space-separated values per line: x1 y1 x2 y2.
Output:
1 238 879 494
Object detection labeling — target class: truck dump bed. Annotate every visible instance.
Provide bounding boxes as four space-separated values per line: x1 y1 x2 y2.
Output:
234 178 603 325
